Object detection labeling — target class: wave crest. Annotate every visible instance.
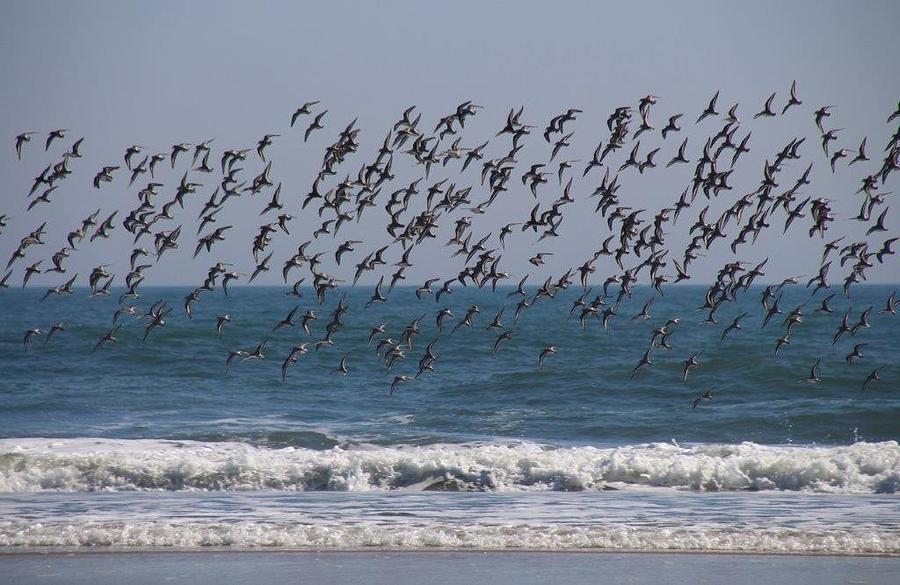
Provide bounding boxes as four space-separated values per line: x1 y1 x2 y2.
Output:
0 438 898 494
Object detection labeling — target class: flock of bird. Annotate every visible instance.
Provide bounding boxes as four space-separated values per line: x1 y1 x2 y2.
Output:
4 84 899 403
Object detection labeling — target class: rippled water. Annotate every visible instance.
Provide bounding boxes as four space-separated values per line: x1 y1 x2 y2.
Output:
1 285 897 445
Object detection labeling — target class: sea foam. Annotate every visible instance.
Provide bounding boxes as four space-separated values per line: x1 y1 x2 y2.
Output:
1 520 897 553
0 438 898 494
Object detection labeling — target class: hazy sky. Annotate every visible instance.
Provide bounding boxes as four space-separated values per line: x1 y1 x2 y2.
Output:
1 0 898 287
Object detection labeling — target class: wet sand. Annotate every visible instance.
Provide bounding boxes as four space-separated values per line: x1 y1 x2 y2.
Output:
2 550 899 585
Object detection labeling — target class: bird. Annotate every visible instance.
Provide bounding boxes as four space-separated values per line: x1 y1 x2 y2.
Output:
215 314 231 337
538 346 557 370
805 359 822 384
862 368 881 391
368 323 388 345
243 340 268 362
631 298 653 321
332 355 350 375
851 307 872 335
845 343 867 365
667 138 688 167
45 129 67 151
225 350 247 372
390 375 412 396
416 278 440 299
866 208 889 236
774 333 791 359
451 305 479 334
753 92 776 119
93 327 120 353
682 351 702 383
23 328 41 351
696 90 720 123
721 312 749 341
631 348 653 378
256 134 280 161
814 106 833 132
782 81 802 114
881 291 897 314
436 308 453 331
305 110 327 142
366 276 387 308
692 389 713 409
291 101 319 127
661 114 682 139
44 323 65 345
15 132 37 159
849 138 868 165
273 306 299 331
301 310 318 335
492 330 513 355
830 148 853 172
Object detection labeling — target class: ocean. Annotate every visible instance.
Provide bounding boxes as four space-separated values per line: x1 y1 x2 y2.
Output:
0 284 898 554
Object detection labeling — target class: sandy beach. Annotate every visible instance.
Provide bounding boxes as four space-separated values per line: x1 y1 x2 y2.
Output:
3 551 899 585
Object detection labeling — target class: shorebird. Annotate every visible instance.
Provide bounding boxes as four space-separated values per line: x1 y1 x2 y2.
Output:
225 350 247 372
15 132 37 159
301 310 317 335
682 351 702 383
845 343 867 365
696 90 720 123
45 129 67 151
692 389 713 409
774 333 791 358
436 308 453 331
291 101 319 127
492 330 513 355
273 306 300 331
305 110 327 142
93 327 120 352
416 278 440 299
805 359 822 384
782 80 802 114
366 276 387 308
368 323 388 345
721 312 749 341
539 346 557 370
23 328 41 351
216 314 231 337
243 340 268 361
862 368 881 391
390 375 411 396
451 305 479 334
44 323 65 345
881 291 897 314
332 355 350 375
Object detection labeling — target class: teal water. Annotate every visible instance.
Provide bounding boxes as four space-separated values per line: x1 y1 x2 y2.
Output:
0 284 896 446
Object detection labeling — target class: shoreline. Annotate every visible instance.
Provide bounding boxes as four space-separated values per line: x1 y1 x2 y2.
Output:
2 546 899 558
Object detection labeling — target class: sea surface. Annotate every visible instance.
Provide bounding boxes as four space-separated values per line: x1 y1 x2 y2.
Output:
0 284 898 553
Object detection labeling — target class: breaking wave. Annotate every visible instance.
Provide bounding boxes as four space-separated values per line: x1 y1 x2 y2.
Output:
1 520 897 553
1 438 898 494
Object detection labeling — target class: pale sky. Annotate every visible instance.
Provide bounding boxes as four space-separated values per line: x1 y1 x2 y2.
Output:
1 0 898 287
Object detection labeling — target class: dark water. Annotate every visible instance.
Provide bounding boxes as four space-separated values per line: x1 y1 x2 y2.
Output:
0 284 897 446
